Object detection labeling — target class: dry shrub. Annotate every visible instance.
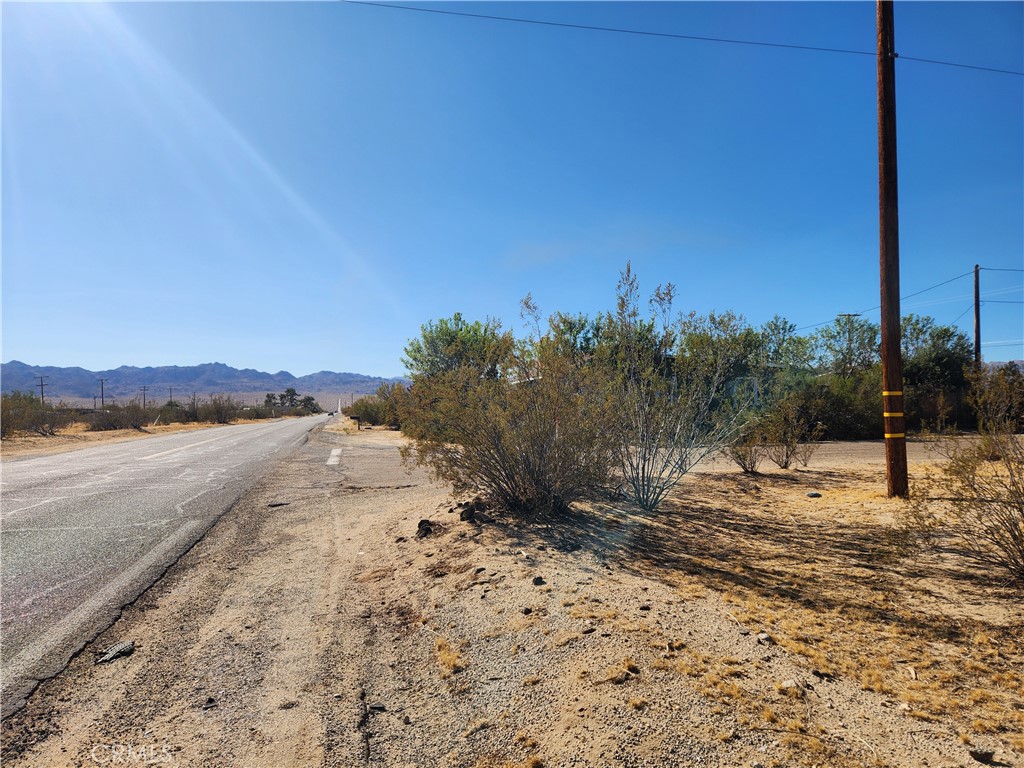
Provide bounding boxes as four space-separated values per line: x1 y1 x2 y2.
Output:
723 429 766 474
401 326 616 517
900 366 1024 585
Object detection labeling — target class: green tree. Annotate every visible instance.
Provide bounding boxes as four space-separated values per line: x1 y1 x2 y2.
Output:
280 388 299 408
901 314 973 429
402 313 512 379
812 315 880 377
264 393 278 407
298 395 322 413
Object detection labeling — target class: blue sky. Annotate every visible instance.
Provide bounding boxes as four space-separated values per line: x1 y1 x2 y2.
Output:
2 1 1021 377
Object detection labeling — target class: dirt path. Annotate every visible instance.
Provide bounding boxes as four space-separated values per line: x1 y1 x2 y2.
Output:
2 427 1020 767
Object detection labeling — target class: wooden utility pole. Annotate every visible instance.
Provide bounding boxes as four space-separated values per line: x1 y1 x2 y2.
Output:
973 264 982 366
98 378 107 408
140 386 149 409
34 376 48 405
877 0 908 498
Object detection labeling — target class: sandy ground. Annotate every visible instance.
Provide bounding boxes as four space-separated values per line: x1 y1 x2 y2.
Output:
1 423 1021 768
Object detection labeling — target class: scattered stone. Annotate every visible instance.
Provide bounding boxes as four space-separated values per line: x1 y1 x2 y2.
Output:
267 501 290 508
357 608 372 619
968 748 996 764
202 697 218 710
812 669 836 681
403 715 412 725
459 508 476 522
368 703 387 713
756 632 774 645
279 700 298 710
807 492 822 498
639 605 651 612
522 607 533 615
395 536 407 543
474 567 486 575
779 679 803 697
95 640 134 664
416 519 433 538
532 576 546 586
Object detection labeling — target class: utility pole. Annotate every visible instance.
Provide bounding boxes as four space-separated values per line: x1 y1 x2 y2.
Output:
973 263 982 367
169 386 174 406
98 378 107 408
877 0 908 498
140 386 149 409
34 376 48 405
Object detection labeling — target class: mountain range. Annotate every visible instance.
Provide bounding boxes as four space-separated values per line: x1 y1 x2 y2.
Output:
0 360 405 401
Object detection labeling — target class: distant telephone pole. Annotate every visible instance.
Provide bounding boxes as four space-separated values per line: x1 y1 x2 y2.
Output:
169 386 174 405
877 0 908 498
973 263 982 367
140 386 149 409
98 378 107 408
34 376 48 405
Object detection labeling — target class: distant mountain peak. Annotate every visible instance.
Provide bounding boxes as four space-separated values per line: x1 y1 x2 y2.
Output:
1 360 404 400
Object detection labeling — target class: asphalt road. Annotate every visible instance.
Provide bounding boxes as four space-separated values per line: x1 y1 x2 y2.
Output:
0 415 328 717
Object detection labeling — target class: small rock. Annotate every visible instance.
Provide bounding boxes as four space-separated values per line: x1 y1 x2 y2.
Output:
416 519 433 538
202 697 218 710
968 748 995 764
807 492 822 498
522 607 533 615
403 715 412 725
756 632 774 645
368 703 387 713
267 501 290 508
532 576 546 586
95 640 135 664
779 679 802 696
279 700 298 710
639 605 651 612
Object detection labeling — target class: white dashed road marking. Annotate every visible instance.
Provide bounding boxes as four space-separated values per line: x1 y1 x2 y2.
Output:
326 449 342 466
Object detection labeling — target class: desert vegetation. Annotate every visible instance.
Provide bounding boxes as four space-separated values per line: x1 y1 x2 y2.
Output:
393 265 997 509
1 389 323 438
386 264 1022 590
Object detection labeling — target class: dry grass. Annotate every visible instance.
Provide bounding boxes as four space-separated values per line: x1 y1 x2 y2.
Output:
434 637 467 678
494 449 1023 760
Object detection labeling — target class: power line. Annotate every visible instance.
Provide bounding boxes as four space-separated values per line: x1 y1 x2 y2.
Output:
898 55 1024 77
949 303 974 325
981 267 1024 273
794 268 1003 332
342 0 1024 76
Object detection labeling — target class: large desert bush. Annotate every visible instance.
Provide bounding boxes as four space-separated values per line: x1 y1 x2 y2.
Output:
401 310 616 516
609 265 757 510
1 391 75 436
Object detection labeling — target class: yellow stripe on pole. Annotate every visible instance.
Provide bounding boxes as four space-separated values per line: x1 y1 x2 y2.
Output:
882 390 903 396
883 412 904 417
884 433 905 439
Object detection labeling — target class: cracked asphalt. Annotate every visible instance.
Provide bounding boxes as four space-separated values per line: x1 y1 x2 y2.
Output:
0 415 327 717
